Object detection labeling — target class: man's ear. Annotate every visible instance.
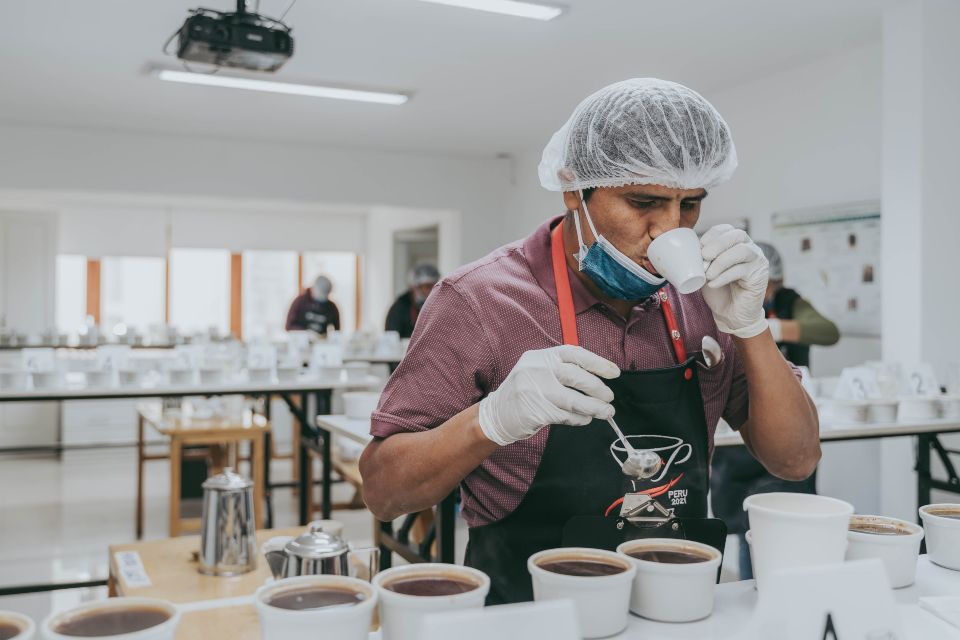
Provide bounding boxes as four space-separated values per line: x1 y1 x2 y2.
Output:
562 191 582 211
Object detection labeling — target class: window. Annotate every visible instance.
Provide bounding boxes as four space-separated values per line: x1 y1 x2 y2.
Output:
302 252 358 333
100 257 166 336
242 250 298 341
55 255 87 335
168 248 231 336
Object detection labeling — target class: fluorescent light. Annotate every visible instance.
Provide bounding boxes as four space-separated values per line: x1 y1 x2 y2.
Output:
156 70 409 105
418 0 564 21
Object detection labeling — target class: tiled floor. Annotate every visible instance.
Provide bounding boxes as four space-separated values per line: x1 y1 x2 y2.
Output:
0 447 469 625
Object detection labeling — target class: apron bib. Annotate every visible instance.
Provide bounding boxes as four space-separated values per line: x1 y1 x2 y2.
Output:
465 222 713 604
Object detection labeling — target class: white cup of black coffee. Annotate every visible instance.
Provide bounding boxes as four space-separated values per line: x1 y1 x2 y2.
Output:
846 515 923 588
0 612 35 640
617 538 721 623
372 563 489 640
919 504 960 571
42 598 179 640
255 575 377 640
528 547 635 639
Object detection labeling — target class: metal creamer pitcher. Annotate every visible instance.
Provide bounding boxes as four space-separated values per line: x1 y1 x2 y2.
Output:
198 467 257 576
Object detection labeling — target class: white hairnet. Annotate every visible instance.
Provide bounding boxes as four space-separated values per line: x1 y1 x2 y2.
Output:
409 264 440 286
756 242 783 280
539 78 738 192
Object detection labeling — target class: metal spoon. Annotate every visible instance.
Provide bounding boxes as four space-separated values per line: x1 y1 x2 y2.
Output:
607 415 663 480
702 335 723 369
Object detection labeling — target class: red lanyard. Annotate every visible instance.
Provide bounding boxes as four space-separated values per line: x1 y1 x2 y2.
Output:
550 222 688 365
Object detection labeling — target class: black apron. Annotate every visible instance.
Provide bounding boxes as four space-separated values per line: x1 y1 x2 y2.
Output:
464 223 713 605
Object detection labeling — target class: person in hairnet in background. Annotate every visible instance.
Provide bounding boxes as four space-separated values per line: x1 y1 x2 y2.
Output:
385 263 440 339
360 79 820 604
285 275 341 335
711 240 838 579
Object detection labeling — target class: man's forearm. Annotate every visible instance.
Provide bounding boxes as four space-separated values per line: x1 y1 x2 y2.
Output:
359 404 498 521
734 329 821 480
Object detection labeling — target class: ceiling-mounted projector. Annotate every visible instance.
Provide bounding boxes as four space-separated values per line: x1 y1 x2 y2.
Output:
172 0 294 72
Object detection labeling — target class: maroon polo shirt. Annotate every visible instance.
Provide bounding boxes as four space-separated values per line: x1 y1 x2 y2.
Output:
371 216 750 527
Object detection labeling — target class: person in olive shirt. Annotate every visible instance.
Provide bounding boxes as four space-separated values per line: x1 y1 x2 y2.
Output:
711 241 839 579
385 264 440 339
285 275 341 335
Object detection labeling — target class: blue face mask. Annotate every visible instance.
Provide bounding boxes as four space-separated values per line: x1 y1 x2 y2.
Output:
572 193 667 301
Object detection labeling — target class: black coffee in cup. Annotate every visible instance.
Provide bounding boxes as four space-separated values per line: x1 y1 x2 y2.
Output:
267 586 366 610
383 575 479 596
0 622 23 640
53 607 170 637
627 548 713 564
928 508 960 520
537 558 627 577
850 521 910 535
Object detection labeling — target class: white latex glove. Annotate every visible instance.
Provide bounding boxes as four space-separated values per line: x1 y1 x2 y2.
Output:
478 345 620 446
767 318 783 342
700 224 769 339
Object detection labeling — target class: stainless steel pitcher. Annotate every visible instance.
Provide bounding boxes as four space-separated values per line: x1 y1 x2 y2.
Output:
198 467 257 576
263 523 378 580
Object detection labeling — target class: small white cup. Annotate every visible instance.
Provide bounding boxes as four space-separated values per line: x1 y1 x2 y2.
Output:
246 367 273 383
919 504 960 571
528 547 635 639
42 597 180 640
343 392 380 420
744 493 853 591
373 563 489 640
0 611 36 640
938 395 960 420
275 366 301 383
647 227 706 294
255 575 377 640
898 396 941 422
866 400 898 423
616 538 721 623
846 515 924 588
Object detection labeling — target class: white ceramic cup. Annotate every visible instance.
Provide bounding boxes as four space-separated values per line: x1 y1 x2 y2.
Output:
167 369 194 386
867 400 898 423
616 538 720 623
939 395 960 420
898 396 941 422
373 563 489 640
275 366 301 383
919 504 960 571
647 227 706 294
744 492 854 591
42 598 179 640
254 575 377 640
846 515 924 588
0 611 36 640
343 392 381 420
246 367 273 383
528 547 635 639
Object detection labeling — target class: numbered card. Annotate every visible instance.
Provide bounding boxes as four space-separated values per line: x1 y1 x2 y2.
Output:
747 559 904 640
21 348 57 373
903 363 941 397
836 366 881 400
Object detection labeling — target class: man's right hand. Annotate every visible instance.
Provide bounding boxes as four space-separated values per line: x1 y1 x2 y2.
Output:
478 345 620 446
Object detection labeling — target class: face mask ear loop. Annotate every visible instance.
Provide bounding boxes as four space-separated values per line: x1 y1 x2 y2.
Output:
570 193 589 255
579 190 602 241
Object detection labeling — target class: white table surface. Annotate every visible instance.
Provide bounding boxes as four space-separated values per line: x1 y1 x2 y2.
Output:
0 375 383 401
715 417 960 447
317 414 375 444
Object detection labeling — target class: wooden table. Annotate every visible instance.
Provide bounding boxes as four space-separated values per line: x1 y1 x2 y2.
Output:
109 528 303 640
137 406 270 537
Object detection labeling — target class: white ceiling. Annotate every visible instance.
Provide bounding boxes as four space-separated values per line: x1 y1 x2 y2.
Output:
1 0 881 157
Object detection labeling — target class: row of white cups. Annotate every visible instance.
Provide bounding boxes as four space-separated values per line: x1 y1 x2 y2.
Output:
4 494 957 640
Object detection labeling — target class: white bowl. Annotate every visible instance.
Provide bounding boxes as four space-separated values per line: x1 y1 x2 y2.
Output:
31 371 60 390
939 395 960 420
821 399 868 424
84 370 112 388
528 547 635 638
867 400 898 423
898 396 941 422
0 370 29 390
255 575 376 640
373 563 489 640
343 363 369 382
42 597 180 640
246 367 272 383
919 504 960 570
199 368 225 385
168 369 194 386
846 515 924 588
315 365 344 381
617 538 721 623
118 369 143 388
0 611 35 640
276 366 301 383
343 392 380 420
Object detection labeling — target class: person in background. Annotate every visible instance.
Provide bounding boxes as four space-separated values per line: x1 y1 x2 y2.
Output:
711 240 839 579
285 275 341 335
385 263 440 338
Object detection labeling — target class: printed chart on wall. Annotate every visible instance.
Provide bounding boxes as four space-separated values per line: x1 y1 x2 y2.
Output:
771 200 880 337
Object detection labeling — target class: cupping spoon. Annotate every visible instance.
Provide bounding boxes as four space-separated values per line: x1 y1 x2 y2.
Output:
607 415 663 480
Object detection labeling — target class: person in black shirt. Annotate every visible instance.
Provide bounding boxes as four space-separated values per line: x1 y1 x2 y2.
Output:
385 264 440 338
286 275 341 335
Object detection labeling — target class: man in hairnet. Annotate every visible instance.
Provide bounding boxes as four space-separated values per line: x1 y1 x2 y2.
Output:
711 240 838 579
385 264 440 339
361 79 820 603
285 275 341 335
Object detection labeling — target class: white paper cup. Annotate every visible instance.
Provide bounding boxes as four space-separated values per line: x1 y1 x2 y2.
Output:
616 538 720 623
0 611 36 640
846 515 923 588
647 227 706 294
919 504 960 571
42 598 179 640
373 563 489 640
744 493 853 591
528 547 634 638
255 575 376 640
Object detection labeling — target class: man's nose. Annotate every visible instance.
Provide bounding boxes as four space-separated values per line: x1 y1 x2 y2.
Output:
647 204 684 240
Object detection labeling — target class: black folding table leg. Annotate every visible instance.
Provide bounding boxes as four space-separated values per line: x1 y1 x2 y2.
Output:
436 493 457 564
917 433 932 522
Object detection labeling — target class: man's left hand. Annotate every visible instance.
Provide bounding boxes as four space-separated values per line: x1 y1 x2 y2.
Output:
700 224 769 339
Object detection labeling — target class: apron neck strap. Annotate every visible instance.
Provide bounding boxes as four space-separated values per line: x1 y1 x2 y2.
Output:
550 221 687 364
